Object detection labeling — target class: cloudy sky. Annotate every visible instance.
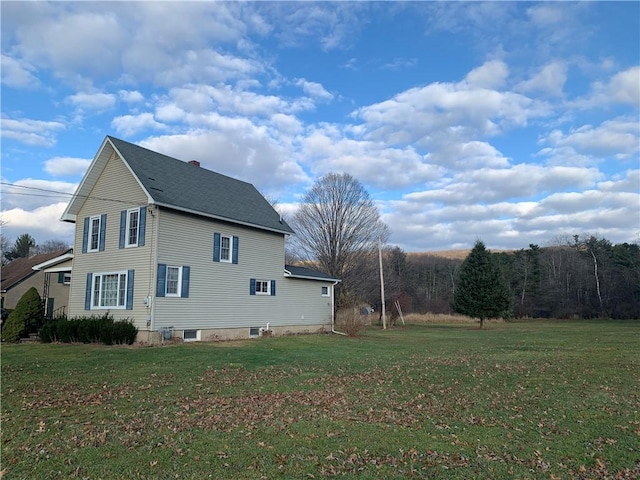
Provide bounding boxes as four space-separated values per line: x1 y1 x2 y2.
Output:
1 1 639 252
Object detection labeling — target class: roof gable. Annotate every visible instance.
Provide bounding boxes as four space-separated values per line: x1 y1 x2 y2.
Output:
62 136 294 235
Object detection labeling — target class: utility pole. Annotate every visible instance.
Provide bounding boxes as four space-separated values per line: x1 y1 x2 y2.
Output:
378 239 386 330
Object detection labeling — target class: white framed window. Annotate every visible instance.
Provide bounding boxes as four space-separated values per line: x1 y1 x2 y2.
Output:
213 233 238 264
183 329 200 342
88 215 101 252
220 235 231 262
321 286 329 297
92 271 127 309
165 266 182 297
255 280 270 295
125 208 139 247
63 273 72 285
249 327 261 338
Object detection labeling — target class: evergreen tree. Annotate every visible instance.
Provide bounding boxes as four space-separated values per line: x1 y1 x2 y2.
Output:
4 233 37 262
452 240 512 328
1 287 43 342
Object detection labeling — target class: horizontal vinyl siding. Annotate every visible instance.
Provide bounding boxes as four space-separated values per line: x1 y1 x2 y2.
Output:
277 278 334 327
153 209 287 330
68 152 153 329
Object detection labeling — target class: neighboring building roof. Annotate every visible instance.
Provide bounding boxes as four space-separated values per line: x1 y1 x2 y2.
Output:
32 251 74 273
62 136 294 235
1 249 72 292
284 265 340 282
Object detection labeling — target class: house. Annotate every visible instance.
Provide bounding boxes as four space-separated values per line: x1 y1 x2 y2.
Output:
1 248 72 317
61 136 339 343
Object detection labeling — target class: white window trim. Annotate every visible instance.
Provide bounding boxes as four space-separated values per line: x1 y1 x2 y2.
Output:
165 266 182 297
125 208 139 248
219 234 233 263
183 329 200 342
63 273 72 285
88 215 101 252
321 285 330 297
255 279 271 296
91 271 127 309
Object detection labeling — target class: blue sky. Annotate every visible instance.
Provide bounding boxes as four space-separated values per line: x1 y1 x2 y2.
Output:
1 1 639 252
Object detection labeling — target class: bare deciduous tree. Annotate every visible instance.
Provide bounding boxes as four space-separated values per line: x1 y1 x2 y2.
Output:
290 172 389 303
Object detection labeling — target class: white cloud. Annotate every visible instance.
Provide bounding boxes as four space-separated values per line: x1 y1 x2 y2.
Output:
111 113 167 136
464 60 509 89
0 116 65 146
355 69 550 152
539 117 640 164
574 66 640 109
1 178 77 211
118 90 144 103
516 61 567 97
65 91 116 112
609 66 640 106
43 157 91 177
139 129 308 191
295 78 333 100
0 202 75 245
1 54 40 89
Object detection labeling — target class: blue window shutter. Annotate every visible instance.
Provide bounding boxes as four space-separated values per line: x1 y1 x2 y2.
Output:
271 280 276 296
82 217 89 253
99 214 107 251
119 210 126 249
138 207 146 247
181 266 190 298
58 272 65 283
250 278 256 295
85 273 93 310
213 232 221 262
156 264 167 297
232 236 239 264
126 270 134 310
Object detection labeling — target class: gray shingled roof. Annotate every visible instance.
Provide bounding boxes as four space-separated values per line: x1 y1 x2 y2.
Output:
108 136 294 234
285 265 340 282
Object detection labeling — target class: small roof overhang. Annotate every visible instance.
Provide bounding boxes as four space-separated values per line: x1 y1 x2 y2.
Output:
32 252 74 273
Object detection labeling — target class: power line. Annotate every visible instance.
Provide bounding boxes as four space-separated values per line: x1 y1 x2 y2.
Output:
0 182 142 206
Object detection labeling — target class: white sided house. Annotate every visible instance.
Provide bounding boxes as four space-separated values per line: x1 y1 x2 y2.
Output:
62 136 339 343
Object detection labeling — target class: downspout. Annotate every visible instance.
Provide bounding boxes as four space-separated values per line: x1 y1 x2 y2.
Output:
330 280 346 336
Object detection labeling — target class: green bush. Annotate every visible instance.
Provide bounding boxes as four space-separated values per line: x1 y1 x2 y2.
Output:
1 287 44 342
39 314 137 345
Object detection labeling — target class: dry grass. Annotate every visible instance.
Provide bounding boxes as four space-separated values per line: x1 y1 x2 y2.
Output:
403 312 505 324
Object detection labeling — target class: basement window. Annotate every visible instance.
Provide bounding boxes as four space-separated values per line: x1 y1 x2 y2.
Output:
183 329 200 342
249 327 260 338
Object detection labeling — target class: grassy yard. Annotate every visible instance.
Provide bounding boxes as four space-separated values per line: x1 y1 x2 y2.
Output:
1 320 639 479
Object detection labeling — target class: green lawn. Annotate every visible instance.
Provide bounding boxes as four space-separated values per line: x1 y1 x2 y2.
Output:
2 320 639 479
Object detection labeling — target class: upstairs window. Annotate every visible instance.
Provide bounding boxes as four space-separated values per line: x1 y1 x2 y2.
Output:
89 216 101 252
119 207 146 248
322 286 329 297
127 209 139 246
220 235 231 262
213 233 239 264
82 214 106 253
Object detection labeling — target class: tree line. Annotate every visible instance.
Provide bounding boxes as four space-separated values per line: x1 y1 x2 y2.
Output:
339 236 640 321
288 173 639 321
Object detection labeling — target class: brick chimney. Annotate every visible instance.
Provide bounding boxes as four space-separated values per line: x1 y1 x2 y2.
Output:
188 160 200 167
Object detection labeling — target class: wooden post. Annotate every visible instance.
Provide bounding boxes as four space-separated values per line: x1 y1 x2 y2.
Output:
379 240 386 330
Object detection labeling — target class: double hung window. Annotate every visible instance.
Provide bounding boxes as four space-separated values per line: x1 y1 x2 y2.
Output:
213 233 239 263
89 216 101 252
